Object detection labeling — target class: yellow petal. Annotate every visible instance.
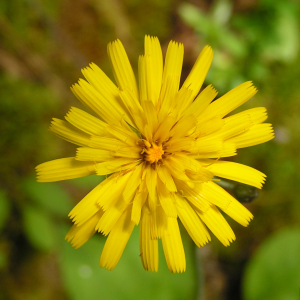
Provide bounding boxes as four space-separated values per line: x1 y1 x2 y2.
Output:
68 180 107 225
148 204 167 240
182 45 213 99
71 83 101 120
97 172 132 211
162 217 186 273
81 63 133 125
214 115 253 140
225 107 268 125
138 55 147 102
95 158 139 175
76 147 113 162
201 81 257 121
227 123 274 148
99 206 135 270
114 147 142 159
174 154 214 182
193 136 223 153
164 137 193 153
206 160 266 189
171 115 197 140
96 197 128 236
119 88 144 131
139 206 159 272
36 157 96 182
49 118 90 147
89 136 131 150
210 107 268 141
119 85 144 113
155 204 168 238
156 165 177 192
171 87 194 118
158 41 184 120
164 156 194 182
161 40 184 93
201 182 253 226
197 205 236 246
184 84 218 119
65 107 107 136
143 123 153 143
65 210 103 249
157 178 177 218
190 142 237 159
141 100 159 136
158 75 180 122
149 209 158 239
107 39 139 99
71 79 124 125
121 164 143 203
82 63 118 95
200 181 231 210
175 195 211 247
144 36 163 106
153 115 176 143
194 116 223 138
173 178 210 212
145 166 158 212
131 179 148 225
105 122 138 146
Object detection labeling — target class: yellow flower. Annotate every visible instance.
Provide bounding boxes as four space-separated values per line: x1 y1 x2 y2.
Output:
36 36 274 273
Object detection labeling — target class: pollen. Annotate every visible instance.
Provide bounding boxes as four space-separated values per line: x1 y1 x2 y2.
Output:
144 143 164 164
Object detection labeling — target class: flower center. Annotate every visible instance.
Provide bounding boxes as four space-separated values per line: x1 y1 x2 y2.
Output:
144 143 164 164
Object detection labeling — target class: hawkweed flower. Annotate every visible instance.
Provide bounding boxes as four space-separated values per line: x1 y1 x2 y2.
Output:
36 36 274 273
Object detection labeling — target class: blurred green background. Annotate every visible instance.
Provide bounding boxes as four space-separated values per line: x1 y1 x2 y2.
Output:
1 0 300 299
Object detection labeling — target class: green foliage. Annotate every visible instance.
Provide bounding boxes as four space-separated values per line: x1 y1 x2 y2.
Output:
0 75 60 187
23 178 73 218
0 190 10 232
69 174 105 190
243 228 300 300
22 205 57 252
60 225 196 300
179 0 300 92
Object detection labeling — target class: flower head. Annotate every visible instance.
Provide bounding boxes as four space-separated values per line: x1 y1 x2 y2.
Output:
36 36 274 273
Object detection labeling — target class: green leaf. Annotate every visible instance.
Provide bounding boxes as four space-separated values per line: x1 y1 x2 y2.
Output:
69 174 105 190
243 227 300 300
22 205 57 252
211 0 232 25
23 178 73 217
0 190 10 232
178 3 211 34
60 225 197 300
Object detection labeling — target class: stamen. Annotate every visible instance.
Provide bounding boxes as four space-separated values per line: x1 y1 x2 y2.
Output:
144 143 164 164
